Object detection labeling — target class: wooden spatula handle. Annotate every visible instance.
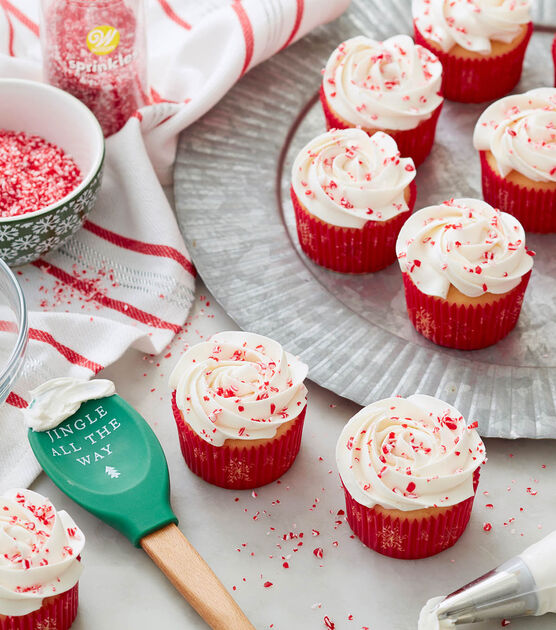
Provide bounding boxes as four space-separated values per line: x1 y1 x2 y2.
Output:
141 523 255 630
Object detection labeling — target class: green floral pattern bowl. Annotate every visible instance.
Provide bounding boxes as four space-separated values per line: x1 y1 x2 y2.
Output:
0 79 105 267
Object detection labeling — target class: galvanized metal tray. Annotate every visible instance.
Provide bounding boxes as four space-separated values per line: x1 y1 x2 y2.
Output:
174 0 556 439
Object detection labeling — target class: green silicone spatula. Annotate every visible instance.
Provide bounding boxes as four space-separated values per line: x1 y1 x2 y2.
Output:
28 392 255 630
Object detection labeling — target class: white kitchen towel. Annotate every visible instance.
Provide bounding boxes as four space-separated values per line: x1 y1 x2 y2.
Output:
0 0 350 489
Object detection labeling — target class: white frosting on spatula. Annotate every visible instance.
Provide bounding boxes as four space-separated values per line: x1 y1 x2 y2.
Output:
24 377 115 432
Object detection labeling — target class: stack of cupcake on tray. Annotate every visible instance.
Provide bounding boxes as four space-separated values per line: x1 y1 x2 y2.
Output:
168 0 551 566
291 0 555 353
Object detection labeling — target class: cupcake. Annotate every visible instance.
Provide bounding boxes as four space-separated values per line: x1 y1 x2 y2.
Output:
169 331 308 489
396 198 534 350
413 0 532 103
336 394 485 559
473 88 556 233
0 489 85 630
320 35 443 166
291 128 417 273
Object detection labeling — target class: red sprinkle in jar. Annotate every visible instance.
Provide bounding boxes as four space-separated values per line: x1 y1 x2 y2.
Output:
40 0 148 137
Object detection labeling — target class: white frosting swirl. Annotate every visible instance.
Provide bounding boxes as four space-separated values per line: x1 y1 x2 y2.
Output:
25 378 116 432
418 597 454 630
169 331 308 446
413 0 531 54
322 35 443 131
473 87 556 183
291 129 416 228
0 489 84 616
336 394 485 512
396 198 533 298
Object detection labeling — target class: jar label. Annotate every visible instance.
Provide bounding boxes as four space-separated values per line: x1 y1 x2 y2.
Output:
86 25 120 55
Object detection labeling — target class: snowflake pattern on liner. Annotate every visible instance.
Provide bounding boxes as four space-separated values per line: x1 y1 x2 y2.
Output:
414 307 437 338
35 618 57 630
376 525 408 553
224 460 255 485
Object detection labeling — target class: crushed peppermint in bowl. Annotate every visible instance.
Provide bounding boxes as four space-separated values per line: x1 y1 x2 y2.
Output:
0 78 104 267
0 130 83 219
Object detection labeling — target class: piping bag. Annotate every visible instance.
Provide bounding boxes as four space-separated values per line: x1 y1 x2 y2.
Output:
25 378 255 630
419 531 556 628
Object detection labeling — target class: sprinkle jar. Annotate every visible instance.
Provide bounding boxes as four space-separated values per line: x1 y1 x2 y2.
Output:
40 0 148 137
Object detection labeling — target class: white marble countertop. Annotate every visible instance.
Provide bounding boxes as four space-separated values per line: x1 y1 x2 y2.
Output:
32 280 556 630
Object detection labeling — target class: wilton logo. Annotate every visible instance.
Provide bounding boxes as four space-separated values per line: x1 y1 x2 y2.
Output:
86 25 120 55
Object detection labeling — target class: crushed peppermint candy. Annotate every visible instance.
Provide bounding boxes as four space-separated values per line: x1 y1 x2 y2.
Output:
0 130 82 218
1 491 82 575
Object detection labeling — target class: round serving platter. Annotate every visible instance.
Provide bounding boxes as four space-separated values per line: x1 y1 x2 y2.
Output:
174 0 556 439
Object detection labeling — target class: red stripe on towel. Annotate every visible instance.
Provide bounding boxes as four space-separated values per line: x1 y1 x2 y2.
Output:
157 0 191 30
29 329 104 373
282 0 304 49
0 0 38 37
31 260 182 333
232 0 254 77
83 220 196 277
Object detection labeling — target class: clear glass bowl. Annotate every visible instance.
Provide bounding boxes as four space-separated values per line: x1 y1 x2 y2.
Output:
0 257 28 405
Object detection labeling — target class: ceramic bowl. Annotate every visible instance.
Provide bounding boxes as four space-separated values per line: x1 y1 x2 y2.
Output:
0 256 28 404
0 79 105 267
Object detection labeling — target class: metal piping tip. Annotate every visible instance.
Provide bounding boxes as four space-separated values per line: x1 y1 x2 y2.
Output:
433 557 538 625
436 569 520 620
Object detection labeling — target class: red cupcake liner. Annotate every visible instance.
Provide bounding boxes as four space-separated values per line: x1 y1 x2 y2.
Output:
319 85 442 167
480 151 556 233
402 271 531 350
171 392 306 490
342 469 480 559
291 181 417 274
0 582 79 630
414 21 533 103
